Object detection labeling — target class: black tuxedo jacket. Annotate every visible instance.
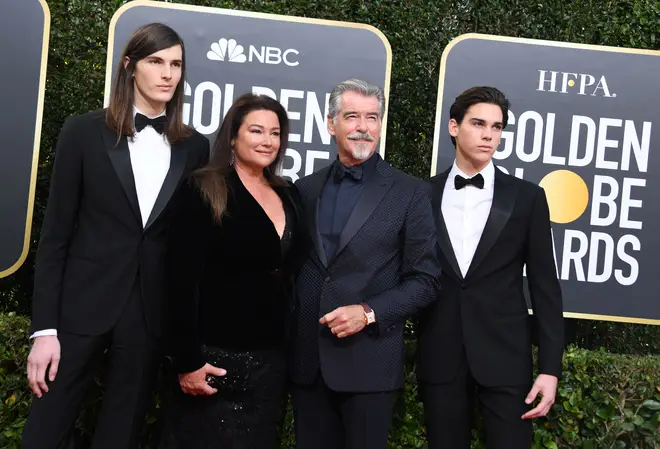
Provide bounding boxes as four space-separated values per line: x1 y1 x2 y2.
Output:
31 109 209 337
418 166 564 387
291 155 441 393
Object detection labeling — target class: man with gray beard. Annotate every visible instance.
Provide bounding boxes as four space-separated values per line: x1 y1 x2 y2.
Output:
290 79 441 449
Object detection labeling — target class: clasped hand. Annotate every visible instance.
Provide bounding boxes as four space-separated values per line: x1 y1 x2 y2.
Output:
319 305 367 338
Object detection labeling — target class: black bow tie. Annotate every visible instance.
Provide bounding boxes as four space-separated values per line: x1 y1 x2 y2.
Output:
454 173 484 190
134 113 167 134
333 163 363 183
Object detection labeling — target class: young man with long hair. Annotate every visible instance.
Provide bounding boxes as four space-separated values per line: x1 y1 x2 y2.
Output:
22 23 209 449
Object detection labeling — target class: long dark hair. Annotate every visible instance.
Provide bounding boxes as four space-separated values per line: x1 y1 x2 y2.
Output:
194 93 290 223
105 23 191 142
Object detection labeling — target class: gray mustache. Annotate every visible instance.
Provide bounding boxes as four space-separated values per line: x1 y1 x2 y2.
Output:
347 132 375 142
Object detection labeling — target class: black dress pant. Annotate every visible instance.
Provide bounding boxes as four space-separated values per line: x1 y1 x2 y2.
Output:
420 352 533 449
22 285 161 449
292 374 398 449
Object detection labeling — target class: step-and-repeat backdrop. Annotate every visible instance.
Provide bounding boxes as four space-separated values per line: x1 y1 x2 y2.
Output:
3 1 658 324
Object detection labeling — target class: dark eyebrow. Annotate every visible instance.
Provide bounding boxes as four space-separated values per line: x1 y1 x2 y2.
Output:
247 124 281 131
342 110 380 117
470 117 503 127
146 56 182 64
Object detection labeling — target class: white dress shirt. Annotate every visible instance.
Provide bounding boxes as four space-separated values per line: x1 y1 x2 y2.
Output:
31 107 171 339
129 107 171 227
441 160 496 277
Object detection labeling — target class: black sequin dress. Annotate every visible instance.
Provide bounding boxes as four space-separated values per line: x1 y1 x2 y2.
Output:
161 343 288 449
159 172 300 449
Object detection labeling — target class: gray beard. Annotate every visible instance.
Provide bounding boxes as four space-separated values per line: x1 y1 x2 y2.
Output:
350 144 374 160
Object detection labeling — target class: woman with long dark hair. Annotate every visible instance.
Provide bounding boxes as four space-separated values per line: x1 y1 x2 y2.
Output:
162 93 307 449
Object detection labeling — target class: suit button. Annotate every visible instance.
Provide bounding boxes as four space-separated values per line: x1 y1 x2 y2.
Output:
461 283 467 290
325 276 331 282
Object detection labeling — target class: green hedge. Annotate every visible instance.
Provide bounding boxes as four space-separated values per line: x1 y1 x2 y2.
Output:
1 313 659 448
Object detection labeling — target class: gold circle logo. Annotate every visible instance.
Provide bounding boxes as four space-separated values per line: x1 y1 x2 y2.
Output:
539 170 589 224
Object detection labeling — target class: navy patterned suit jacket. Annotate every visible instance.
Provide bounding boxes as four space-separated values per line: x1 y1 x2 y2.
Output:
291 154 441 392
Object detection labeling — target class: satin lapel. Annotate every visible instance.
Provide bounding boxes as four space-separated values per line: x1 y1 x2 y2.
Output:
465 168 517 279
334 159 394 260
102 126 141 224
144 140 186 230
307 166 331 268
432 169 463 281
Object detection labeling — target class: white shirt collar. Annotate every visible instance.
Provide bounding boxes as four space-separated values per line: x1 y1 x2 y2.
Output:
133 105 166 119
449 159 495 191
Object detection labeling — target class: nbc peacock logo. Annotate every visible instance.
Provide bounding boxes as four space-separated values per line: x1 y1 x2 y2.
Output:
207 38 247 63
206 38 300 66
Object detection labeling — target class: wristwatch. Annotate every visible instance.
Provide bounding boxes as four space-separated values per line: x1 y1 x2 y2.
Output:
361 303 376 325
